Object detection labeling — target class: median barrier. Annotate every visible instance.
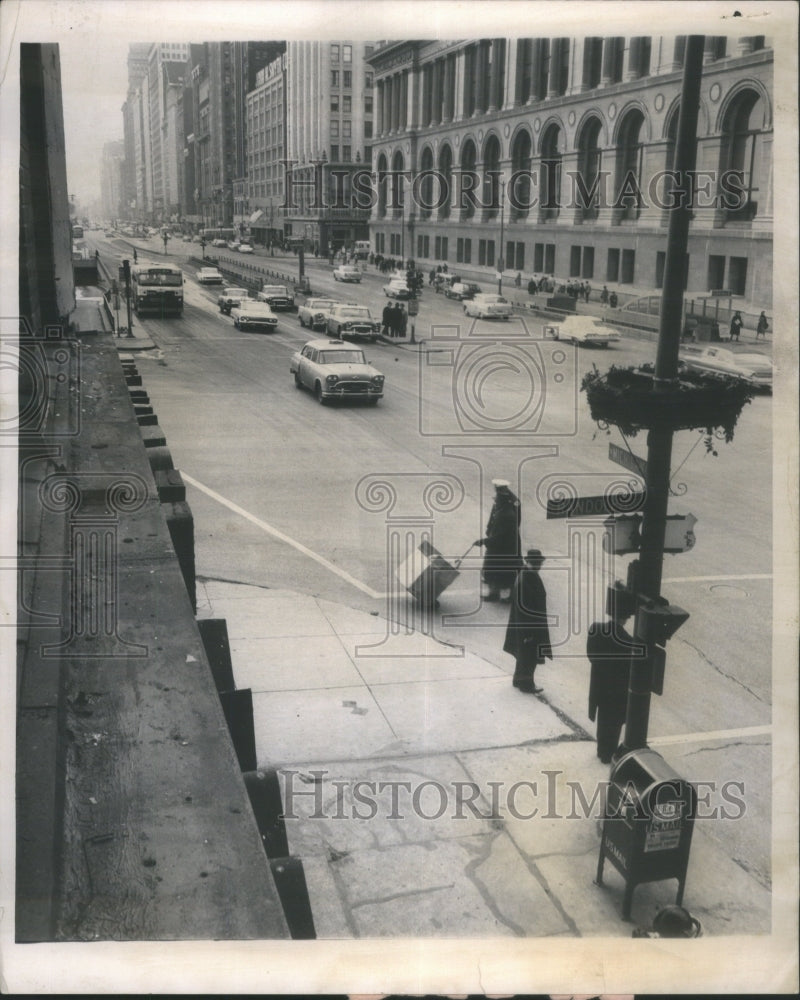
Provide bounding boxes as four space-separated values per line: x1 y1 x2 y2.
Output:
197 618 236 693
162 498 196 613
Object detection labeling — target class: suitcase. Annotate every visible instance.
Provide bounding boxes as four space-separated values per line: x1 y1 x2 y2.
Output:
396 540 473 606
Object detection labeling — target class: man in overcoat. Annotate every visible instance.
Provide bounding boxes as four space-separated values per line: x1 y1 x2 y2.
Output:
587 589 637 763
503 549 552 694
474 479 521 601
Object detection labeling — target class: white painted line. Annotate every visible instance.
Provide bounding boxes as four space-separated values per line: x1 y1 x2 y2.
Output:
662 574 772 583
181 473 383 599
649 724 771 747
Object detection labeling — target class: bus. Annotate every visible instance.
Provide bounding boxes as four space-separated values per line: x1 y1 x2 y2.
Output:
200 227 237 246
72 223 84 239
131 264 184 317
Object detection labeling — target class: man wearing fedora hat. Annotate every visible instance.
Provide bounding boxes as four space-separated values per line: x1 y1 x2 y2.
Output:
474 479 522 602
503 548 552 694
587 584 637 763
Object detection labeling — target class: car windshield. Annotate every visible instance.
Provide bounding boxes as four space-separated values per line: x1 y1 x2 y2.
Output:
264 287 287 295
137 270 182 286
319 350 366 365
225 289 247 296
240 301 267 311
310 300 335 308
339 307 371 318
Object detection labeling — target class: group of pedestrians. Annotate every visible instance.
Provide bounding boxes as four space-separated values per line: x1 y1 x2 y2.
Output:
381 301 407 338
729 310 770 341
471 479 635 762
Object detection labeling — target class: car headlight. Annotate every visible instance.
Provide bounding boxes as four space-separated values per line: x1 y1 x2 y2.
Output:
326 374 339 385
372 375 385 385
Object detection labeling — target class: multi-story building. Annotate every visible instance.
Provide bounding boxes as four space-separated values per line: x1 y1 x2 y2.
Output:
122 44 150 222
146 43 189 224
246 53 287 246
284 40 376 254
100 140 125 221
368 36 772 307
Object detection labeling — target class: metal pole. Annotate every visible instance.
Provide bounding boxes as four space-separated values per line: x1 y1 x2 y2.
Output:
498 179 505 295
623 35 705 751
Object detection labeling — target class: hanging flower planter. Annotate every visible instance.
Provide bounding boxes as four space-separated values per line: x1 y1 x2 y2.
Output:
580 364 755 442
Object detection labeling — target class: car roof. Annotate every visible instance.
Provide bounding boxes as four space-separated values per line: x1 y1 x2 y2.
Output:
304 338 361 349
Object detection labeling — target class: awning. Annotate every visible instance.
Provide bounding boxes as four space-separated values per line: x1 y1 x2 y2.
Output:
249 210 264 223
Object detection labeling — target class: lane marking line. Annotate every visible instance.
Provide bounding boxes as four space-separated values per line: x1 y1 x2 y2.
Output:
649 724 771 747
181 473 383 599
662 574 772 583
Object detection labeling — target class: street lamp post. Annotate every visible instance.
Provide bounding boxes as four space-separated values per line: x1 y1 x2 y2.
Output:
497 178 506 295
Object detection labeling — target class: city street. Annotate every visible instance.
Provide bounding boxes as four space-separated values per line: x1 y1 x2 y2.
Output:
92 232 773 923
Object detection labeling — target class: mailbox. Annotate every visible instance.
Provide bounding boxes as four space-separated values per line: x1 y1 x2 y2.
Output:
595 747 696 920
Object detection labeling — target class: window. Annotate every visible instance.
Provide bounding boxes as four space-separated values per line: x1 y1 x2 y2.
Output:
364 121 373 139
721 89 765 221
330 121 339 137
607 248 620 282
478 239 495 267
343 44 352 63
434 236 448 261
330 145 339 161
331 70 339 87
570 245 582 277
343 95 351 112
342 145 351 161
364 95 373 114
417 234 429 257
728 256 748 296
331 94 340 112
343 121 351 138
343 70 352 88
707 254 725 292
621 249 635 284
582 246 594 279
331 44 340 62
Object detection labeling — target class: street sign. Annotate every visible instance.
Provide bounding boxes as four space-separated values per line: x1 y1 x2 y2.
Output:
602 514 642 554
663 513 698 553
407 298 419 316
609 443 647 479
546 491 646 519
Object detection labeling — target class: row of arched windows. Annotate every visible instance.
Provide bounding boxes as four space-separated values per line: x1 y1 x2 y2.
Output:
374 86 767 224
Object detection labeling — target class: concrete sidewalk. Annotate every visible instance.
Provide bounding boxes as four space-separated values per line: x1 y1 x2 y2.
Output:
195 578 771 939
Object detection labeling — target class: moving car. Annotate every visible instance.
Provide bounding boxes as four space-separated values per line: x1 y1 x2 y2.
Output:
464 293 514 319
237 242 254 254
445 281 481 300
257 284 295 311
333 264 362 283
230 300 278 332
326 303 381 342
434 273 458 294
290 338 385 404
383 277 413 299
211 239 228 248
544 315 621 347
227 240 241 250
678 345 773 392
197 267 224 285
217 286 250 314
298 297 341 330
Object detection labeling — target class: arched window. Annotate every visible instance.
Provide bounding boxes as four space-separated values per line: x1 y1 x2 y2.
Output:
721 89 766 220
482 134 501 221
376 153 388 218
391 149 405 219
616 110 644 221
509 129 532 221
460 139 477 220
540 124 563 221
419 146 434 219
576 117 603 220
438 143 453 220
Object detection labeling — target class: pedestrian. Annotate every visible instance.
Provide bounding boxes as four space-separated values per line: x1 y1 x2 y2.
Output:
474 479 522 602
389 302 402 338
608 291 618 308
503 549 552 694
587 586 637 764
515 272 522 288
729 310 743 341
584 282 592 303
381 301 392 337
397 303 408 339
600 285 609 305
756 311 769 339
430 268 436 286
133 248 138 264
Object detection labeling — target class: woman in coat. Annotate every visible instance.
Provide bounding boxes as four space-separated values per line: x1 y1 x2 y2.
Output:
503 549 552 694
475 480 521 601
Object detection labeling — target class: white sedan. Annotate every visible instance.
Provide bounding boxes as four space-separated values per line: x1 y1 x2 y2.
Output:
197 267 224 285
679 345 773 392
544 315 621 347
237 243 254 254
332 265 362 282
298 297 340 330
230 300 278 332
290 338 385 404
464 293 513 319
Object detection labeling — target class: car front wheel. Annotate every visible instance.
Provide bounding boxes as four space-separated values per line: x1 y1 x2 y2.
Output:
299 315 305 326
294 372 303 388
315 382 327 405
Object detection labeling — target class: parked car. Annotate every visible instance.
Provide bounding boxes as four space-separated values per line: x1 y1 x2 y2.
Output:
678 345 773 392
227 240 241 250
290 338 385 404
544 315 621 347
383 277 413 299
434 273 458 294
197 267 224 285
298 297 342 330
230 300 278 332
211 239 228 248
326 303 381 342
333 264 362 283
464 293 514 319
446 281 481 300
237 242 254 254
217 286 250 314
257 284 295 311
